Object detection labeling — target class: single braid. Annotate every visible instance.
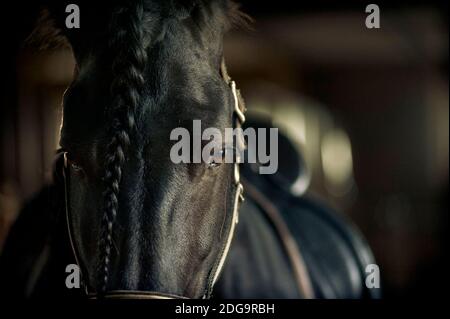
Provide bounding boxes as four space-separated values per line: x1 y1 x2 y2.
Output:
99 0 148 293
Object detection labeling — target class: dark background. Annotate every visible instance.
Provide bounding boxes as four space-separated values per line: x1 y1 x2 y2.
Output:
0 0 448 298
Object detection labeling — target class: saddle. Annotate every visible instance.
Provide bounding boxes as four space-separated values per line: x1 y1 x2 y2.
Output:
215 114 381 299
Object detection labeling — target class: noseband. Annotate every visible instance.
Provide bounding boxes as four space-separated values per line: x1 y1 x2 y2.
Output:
57 62 246 299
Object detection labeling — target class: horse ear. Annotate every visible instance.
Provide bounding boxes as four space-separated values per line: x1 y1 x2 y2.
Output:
42 1 71 30
23 6 70 51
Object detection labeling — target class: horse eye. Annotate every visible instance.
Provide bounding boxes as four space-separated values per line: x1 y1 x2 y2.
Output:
67 157 84 173
207 149 225 168
71 162 83 172
206 146 237 168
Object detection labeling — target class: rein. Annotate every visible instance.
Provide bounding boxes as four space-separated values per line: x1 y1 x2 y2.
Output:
242 180 315 299
58 61 246 299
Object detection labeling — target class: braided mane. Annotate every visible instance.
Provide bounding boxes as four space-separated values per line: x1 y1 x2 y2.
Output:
99 0 148 292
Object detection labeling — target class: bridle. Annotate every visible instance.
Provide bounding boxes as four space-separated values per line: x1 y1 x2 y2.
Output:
56 59 246 299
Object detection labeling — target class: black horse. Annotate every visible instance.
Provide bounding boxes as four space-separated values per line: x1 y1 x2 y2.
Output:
0 0 379 299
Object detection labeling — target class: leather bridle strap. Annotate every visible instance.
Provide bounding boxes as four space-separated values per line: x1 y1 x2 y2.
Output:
205 59 246 294
210 182 244 287
220 59 313 298
89 291 189 299
242 180 315 299
62 152 90 296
